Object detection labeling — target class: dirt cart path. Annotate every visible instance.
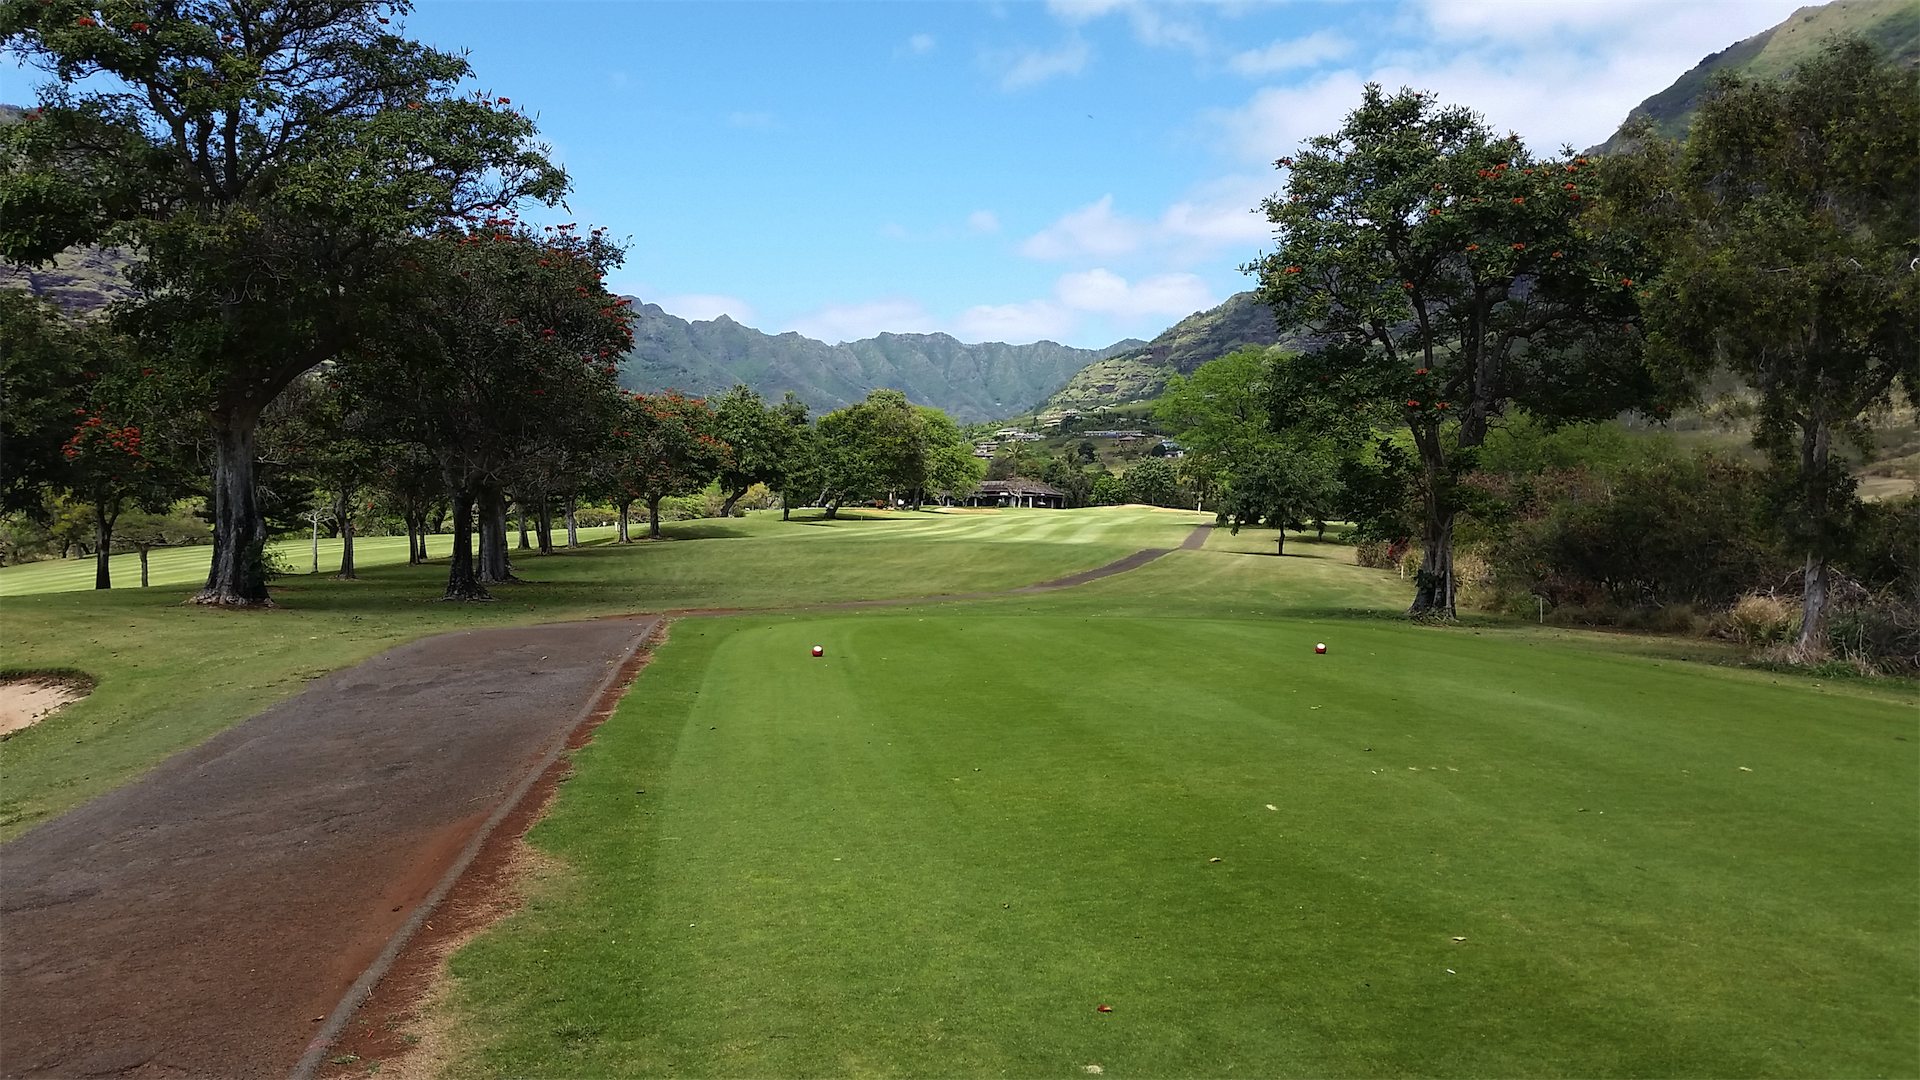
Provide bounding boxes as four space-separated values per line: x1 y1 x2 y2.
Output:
0 617 656 1079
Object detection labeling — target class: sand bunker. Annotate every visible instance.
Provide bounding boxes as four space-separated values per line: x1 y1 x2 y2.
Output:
0 678 88 737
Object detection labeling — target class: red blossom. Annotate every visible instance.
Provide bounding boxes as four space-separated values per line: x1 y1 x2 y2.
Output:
130 20 148 31
1511 242 1525 250
75 15 96 26
1414 368 1429 376
1620 278 1632 286
1284 265 1301 274
1465 244 1480 252
1405 399 1421 408
497 96 511 105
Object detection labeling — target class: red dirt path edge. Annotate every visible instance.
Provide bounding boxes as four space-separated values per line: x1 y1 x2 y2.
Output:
305 619 669 1079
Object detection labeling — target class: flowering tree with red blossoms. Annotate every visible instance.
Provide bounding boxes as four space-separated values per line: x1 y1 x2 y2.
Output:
1253 84 1681 618
607 392 731 540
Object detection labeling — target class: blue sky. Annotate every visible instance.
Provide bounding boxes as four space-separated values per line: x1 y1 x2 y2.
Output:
8 0 1811 347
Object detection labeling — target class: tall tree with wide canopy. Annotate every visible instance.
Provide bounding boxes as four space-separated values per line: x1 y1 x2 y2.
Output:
350 221 632 600
1622 39 1918 653
0 0 566 604
1251 84 1672 617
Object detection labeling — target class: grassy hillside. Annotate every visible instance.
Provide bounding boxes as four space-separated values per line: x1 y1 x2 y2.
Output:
1043 291 1311 411
1592 0 1920 153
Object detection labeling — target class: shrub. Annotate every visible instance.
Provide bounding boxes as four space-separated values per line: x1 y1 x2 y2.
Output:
1727 593 1802 647
1825 590 1920 675
1353 538 1406 569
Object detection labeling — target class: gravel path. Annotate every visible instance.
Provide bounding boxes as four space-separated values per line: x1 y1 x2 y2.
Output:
0 618 655 1079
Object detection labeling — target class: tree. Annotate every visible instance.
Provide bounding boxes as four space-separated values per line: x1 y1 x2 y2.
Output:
811 390 923 516
118 505 211 588
1120 458 1181 508
1623 39 1918 653
348 221 633 600
1157 349 1348 551
915 405 980 507
608 391 728 539
769 393 812 520
1 0 567 605
712 384 790 517
0 290 189 588
1252 84 1671 617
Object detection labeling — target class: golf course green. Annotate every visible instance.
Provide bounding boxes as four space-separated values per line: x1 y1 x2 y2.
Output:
3 508 1914 1076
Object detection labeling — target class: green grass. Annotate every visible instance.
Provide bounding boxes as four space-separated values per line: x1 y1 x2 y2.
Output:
424 526 1918 1078
5 506 1916 1075
0 507 1201 838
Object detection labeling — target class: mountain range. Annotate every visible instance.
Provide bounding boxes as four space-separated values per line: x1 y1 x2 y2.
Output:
618 303 1143 422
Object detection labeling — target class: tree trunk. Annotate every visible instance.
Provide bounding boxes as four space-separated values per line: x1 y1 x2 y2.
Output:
781 492 791 521
1276 532 1285 556
537 496 554 555
517 504 530 551
1406 431 1457 619
720 485 747 518
333 489 356 580
443 489 491 601
617 500 632 543
194 415 272 605
824 498 840 520
1795 418 1836 654
648 494 664 539
565 495 579 548
478 485 514 583
1408 514 1457 618
139 545 150 587
93 503 115 590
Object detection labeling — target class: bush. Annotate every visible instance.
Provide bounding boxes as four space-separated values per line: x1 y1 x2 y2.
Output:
571 505 619 528
1481 450 1789 611
1727 593 1802 647
1825 590 1920 675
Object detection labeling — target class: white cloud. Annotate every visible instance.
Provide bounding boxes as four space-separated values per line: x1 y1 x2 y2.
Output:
907 32 936 54
1020 182 1269 264
1206 1 1812 163
1019 195 1146 260
954 299 1079 343
1045 0 1132 22
657 294 758 324
1157 173 1272 249
993 36 1092 90
1045 0 1211 56
952 269 1217 344
967 210 1002 234
787 299 938 344
1055 268 1215 317
727 110 773 129
1227 30 1352 76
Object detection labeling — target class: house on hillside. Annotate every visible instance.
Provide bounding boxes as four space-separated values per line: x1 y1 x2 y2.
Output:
964 478 1068 509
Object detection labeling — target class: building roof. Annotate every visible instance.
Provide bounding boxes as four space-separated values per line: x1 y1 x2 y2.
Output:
978 478 1066 497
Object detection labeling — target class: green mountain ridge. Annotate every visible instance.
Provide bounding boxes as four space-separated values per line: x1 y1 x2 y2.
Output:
1040 291 1316 412
619 301 1144 422
1591 0 1920 154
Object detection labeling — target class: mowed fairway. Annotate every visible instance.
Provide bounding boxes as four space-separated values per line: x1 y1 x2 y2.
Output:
431 534 1919 1076
0 508 1200 838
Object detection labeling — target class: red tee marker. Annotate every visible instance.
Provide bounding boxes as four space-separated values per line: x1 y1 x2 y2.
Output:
811 645 824 658
1314 642 1327 655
